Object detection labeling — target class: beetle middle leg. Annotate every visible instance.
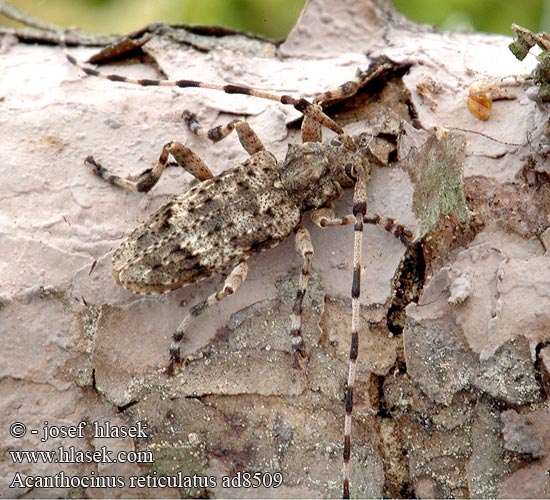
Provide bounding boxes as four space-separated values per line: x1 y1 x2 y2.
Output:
290 226 314 368
168 261 249 375
183 110 265 155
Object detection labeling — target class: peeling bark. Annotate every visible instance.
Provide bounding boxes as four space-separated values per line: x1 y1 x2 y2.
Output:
1 0 550 498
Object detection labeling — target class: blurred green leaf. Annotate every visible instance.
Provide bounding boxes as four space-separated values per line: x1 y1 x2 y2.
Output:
2 0 548 37
392 0 545 34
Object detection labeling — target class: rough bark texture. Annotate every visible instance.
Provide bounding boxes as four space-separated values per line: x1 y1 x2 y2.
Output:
1 0 549 498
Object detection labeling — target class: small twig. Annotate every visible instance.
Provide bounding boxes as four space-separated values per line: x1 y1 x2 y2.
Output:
0 1 61 31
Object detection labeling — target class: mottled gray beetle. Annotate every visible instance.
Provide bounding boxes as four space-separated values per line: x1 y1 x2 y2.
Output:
64 40 412 498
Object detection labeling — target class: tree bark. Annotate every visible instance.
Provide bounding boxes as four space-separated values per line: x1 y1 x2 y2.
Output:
1 0 549 497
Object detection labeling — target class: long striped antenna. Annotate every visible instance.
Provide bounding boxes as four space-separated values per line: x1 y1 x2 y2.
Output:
343 163 367 499
60 32 414 498
59 32 344 136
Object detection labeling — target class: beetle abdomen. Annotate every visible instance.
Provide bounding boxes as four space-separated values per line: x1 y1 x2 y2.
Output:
113 151 301 294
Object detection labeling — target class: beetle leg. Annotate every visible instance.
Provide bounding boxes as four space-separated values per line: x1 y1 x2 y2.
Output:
183 110 265 155
311 207 414 247
301 104 323 143
290 226 314 368
85 140 213 193
167 261 249 375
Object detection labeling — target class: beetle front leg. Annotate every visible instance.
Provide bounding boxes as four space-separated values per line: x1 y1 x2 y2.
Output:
311 206 415 246
300 105 323 143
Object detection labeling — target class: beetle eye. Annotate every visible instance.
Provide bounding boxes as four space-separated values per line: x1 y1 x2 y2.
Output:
331 138 342 147
345 162 356 179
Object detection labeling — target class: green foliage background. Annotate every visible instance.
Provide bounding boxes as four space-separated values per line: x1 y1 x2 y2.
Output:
2 0 549 38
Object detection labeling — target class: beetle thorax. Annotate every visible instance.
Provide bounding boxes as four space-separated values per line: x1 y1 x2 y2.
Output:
278 135 366 212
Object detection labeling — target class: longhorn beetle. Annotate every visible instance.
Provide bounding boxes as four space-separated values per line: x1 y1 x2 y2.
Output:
62 35 413 498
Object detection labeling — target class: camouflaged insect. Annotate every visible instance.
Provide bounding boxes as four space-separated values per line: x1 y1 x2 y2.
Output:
113 141 360 293
64 39 413 498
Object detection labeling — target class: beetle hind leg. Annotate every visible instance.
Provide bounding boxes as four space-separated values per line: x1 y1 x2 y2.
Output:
167 261 249 376
85 140 214 193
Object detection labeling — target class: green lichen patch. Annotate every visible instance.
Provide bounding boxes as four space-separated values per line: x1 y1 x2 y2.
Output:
510 23 550 102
